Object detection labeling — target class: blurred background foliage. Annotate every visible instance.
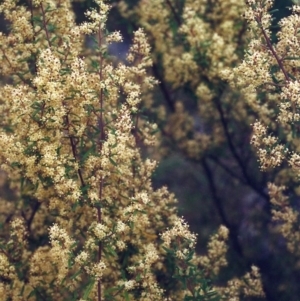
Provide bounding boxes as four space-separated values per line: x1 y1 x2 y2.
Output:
0 0 299 300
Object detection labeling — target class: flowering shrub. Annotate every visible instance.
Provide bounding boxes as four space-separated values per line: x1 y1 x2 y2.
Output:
117 1 269 271
226 0 300 286
0 0 285 300
118 0 300 299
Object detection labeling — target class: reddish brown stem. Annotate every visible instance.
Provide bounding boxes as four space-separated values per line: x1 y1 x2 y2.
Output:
97 20 105 301
258 18 289 82
165 0 181 26
40 4 52 48
65 115 86 189
255 8 293 113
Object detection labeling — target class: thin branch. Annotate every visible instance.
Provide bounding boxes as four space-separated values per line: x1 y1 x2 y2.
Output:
208 154 249 185
27 199 41 231
66 115 86 189
28 0 38 75
263 81 284 88
165 0 181 26
97 20 105 301
152 63 175 112
256 16 289 82
40 3 52 48
214 95 269 200
237 20 247 51
201 158 246 259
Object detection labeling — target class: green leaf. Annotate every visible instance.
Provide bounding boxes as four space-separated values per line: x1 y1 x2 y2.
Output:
105 286 122 299
70 269 82 280
47 23 57 33
109 157 118 167
82 147 96 162
51 36 58 43
27 288 38 298
83 278 96 299
91 59 99 69
288 73 296 80
135 273 141 281
269 9 279 14
124 291 130 301
19 283 25 296
32 16 42 22
108 72 114 80
103 87 109 97
284 56 300 60
104 244 117 257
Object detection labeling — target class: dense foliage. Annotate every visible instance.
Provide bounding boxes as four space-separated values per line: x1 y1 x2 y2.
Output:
0 0 299 300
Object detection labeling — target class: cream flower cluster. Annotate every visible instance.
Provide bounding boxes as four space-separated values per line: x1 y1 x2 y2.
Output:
197 226 229 276
217 266 265 299
161 217 197 251
226 0 300 179
251 121 287 170
268 183 300 256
